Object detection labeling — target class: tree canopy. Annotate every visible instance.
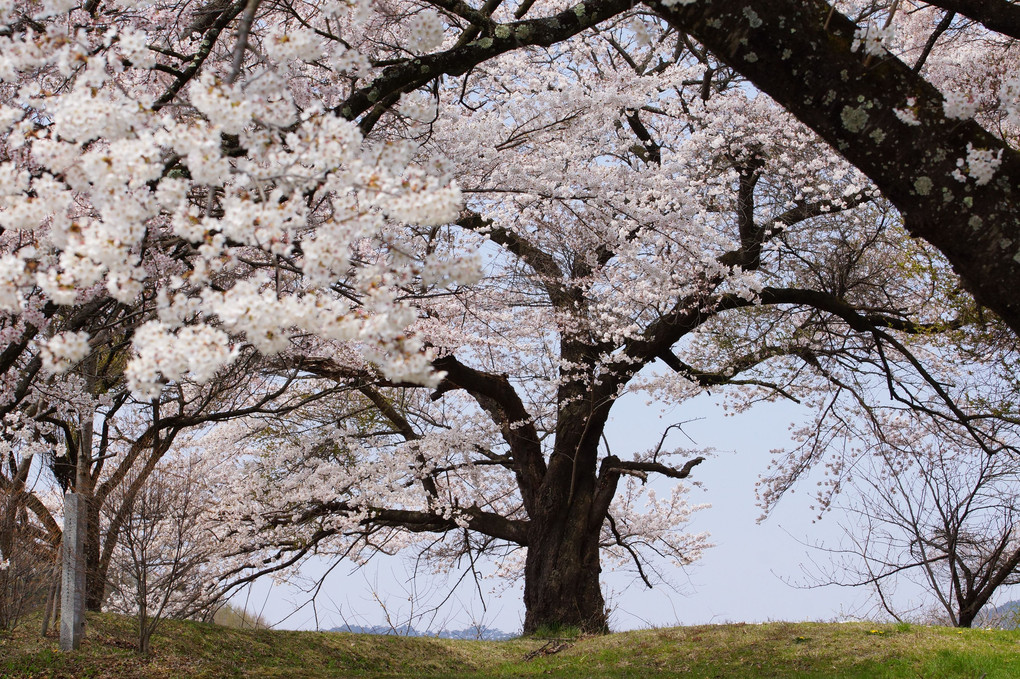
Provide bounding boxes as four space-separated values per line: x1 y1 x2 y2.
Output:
1 0 1019 634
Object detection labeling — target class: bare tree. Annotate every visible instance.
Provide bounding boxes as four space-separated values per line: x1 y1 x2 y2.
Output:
827 420 1020 628
0 443 59 634
0 508 56 634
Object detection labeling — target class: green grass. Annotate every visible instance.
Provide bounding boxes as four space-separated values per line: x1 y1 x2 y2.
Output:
2 614 1019 678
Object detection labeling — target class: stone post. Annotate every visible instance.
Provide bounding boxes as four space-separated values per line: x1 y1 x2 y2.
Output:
59 492 86 651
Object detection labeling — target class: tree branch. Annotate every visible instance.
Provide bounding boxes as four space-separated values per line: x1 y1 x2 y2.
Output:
603 455 706 481
912 11 955 74
647 0 1020 336
335 0 635 123
921 0 1020 39
606 513 653 588
430 354 546 515
273 499 529 545
153 0 248 110
357 385 440 501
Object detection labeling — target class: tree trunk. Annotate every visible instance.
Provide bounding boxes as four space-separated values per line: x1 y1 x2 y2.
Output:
522 501 607 635
84 498 104 611
957 600 977 628
41 558 61 636
517 346 615 635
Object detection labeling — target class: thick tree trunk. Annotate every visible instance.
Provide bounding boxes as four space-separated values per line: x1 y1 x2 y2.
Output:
522 501 607 635
517 338 616 635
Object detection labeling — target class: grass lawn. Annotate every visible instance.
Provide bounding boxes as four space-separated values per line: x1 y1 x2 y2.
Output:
2 613 1018 678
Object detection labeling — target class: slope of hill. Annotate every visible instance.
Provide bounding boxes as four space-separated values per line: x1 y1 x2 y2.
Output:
2 613 1019 678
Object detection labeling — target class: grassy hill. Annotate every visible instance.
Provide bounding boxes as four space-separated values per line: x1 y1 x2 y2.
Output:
2 613 1019 678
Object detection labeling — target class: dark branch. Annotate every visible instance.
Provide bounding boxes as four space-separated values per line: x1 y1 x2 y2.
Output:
606 513 653 588
430 354 546 515
912 11 956 74
921 0 1020 39
335 0 635 123
272 499 529 545
647 0 1020 337
603 456 706 481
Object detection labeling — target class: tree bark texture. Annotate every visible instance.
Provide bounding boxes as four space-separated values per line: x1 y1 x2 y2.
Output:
523 501 607 634
521 357 615 634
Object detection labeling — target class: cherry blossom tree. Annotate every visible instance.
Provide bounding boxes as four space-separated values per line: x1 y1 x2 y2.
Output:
103 447 224 653
255 0 1020 333
188 3 1019 633
1 0 472 647
1 0 1018 637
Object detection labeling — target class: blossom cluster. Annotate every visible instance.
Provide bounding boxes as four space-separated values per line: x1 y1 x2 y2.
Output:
852 22 896 58
0 3 475 398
